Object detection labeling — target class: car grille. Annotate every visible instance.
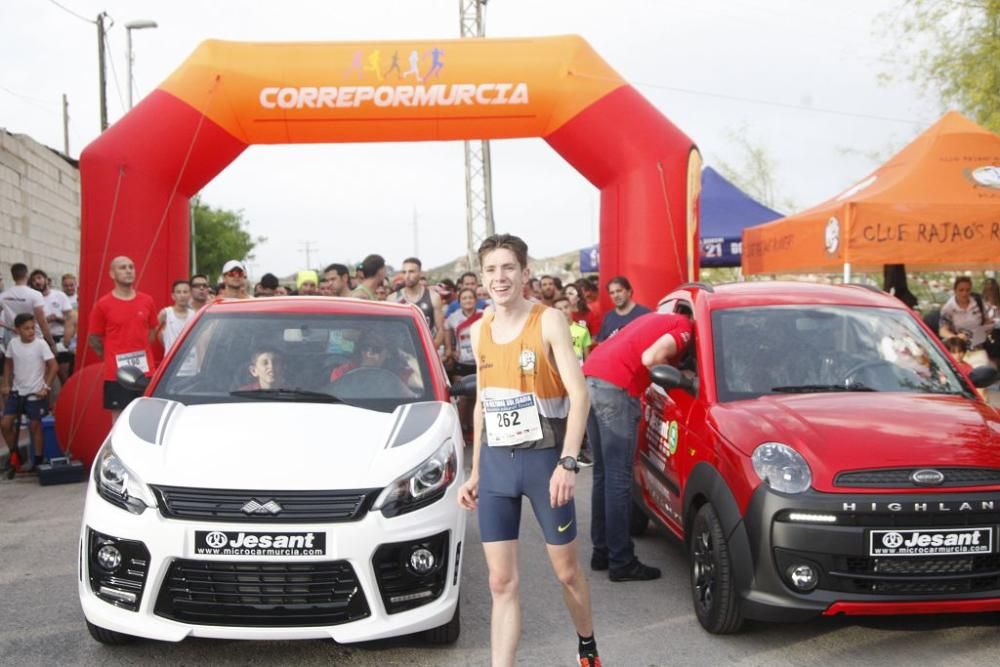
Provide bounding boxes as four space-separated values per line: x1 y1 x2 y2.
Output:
154 559 370 627
835 468 1000 488
150 486 380 523
829 554 1000 596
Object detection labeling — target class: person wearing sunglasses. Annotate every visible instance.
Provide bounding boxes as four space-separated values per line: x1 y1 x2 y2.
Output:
220 260 251 299
328 333 416 386
189 274 212 310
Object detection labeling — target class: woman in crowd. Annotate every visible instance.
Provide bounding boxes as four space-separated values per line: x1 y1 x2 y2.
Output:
567 280 600 336
939 276 996 360
444 287 482 444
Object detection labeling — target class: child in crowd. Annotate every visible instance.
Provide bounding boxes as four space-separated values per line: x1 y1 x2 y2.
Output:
945 336 974 381
1 313 57 473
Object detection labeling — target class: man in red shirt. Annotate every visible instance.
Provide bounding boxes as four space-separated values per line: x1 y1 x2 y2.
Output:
582 311 692 582
88 256 158 423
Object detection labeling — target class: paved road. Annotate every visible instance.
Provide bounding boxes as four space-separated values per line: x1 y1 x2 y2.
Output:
2 469 999 666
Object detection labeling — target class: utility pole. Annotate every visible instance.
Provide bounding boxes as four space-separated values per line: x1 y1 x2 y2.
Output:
62 94 70 155
459 0 495 271
298 241 319 270
96 12 108 131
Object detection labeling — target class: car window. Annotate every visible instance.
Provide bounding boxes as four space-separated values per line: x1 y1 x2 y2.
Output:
711 305 972 402
154 312 433 412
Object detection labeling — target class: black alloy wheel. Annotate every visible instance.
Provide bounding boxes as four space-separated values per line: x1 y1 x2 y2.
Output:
689 503 743 634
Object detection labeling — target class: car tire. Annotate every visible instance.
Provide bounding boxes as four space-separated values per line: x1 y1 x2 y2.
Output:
86 620 136 645
629 501 650 536
424 599 461 644
689 503 743 634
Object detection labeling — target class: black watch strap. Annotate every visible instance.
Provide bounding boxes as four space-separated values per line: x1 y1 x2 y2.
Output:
558 455 580 473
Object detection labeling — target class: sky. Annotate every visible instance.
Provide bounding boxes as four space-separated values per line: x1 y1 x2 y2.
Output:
1 0 943 278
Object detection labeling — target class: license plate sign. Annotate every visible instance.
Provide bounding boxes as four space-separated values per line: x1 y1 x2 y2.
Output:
869 527 992 557
194 530 325 557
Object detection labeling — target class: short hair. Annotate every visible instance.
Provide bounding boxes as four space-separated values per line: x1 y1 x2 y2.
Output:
360 254 386 279
401 257 422 270
260 273 279 290
190 273 208 284
478 234 528 269
457 287 477 300
945 336 969 354
953 276 973 290
458 271 477 284
250 346 281 365
607 276 632 292
29 269 48 284
61 273 76 282
13 313 34 328
171 279 190 291
541 275 563 290
11 263 28 281
323 263 349 278
553 296 570 306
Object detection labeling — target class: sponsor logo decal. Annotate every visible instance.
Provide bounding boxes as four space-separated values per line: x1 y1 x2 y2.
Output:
519 349 536 374
967 165 1000 189
241 498 283 515
870 527 992 556
195 531 326 556
910 469 945 486
258 46 530 111
824 217 840 255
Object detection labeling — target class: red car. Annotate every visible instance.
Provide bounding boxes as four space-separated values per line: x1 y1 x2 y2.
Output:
631 281 1000 633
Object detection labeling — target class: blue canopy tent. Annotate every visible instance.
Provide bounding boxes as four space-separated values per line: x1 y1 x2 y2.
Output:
579 166 782 270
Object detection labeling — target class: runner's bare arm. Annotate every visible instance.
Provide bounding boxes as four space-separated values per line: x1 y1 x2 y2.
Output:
88 334 104 358
0 357 11 396
33 305 56 347
458 318 484 510
62 308 76 344
542 307 589 459
541 307 589 507
157 309 167 343
431 291 445 348
42 357 58 395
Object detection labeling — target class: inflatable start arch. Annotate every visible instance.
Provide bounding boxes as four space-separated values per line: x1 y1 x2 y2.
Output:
61 35 699 462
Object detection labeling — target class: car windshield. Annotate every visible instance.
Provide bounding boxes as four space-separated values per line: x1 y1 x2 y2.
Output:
153 312 434 412
711 304 972 402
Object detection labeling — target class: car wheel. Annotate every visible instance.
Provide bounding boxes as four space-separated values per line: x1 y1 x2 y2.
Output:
629 501 650 536
86 620 136 645
424 599 460 644
689 504 743 634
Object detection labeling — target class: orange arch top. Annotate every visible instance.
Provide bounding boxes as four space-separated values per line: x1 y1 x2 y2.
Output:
159 35 627 144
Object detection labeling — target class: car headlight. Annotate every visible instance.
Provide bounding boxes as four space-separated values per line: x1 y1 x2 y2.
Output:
373 439 458 518
751 442 812 494
94 444 156 515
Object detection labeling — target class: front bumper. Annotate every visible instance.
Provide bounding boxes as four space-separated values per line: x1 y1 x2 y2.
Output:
737 486 1000 622
78 478 466 642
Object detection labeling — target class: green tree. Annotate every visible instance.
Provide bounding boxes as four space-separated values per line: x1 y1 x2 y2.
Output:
713 126 797 212
192 197 265 280
886 0 1000 132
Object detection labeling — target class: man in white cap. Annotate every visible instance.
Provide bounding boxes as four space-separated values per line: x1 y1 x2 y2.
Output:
220 260 251 299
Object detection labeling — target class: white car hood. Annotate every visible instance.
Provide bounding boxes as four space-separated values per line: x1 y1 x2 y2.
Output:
110 399 456 491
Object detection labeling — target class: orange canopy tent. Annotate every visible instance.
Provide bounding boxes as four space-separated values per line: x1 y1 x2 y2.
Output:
742 112 1000 278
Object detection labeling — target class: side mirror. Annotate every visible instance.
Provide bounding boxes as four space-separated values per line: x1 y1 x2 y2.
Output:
969 365 999 389
117 365 150 392
449 374 477 398
649 365 695 394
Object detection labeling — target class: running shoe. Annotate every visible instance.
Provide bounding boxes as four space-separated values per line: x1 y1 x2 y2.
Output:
576 451 594 468
578 650 602 666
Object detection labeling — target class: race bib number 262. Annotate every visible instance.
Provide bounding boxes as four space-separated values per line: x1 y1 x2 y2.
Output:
483 393 543 447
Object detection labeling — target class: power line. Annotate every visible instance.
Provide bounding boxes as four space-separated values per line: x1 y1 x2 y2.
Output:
0 85 59 112
44 0 95 24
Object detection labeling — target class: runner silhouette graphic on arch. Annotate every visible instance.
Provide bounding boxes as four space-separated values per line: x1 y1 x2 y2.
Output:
345 50 363 79
363 49 383 83
402 49 422 81
424 47 444 80
383 50 402 80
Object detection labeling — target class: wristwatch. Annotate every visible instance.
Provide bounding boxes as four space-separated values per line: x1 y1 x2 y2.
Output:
557 456 580 473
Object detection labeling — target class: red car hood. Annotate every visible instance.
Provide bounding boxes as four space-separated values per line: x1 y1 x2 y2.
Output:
710 393 1000 492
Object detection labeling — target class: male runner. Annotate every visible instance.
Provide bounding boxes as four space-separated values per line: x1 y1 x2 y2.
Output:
458 234 600 667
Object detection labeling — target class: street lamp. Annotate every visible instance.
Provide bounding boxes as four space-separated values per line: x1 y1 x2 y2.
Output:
125 19 158 109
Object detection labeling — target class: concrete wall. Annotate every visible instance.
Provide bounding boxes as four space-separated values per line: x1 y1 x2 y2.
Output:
0 129 80 288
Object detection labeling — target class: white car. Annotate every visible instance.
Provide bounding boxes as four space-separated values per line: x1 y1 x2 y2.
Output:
79 298 466 645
